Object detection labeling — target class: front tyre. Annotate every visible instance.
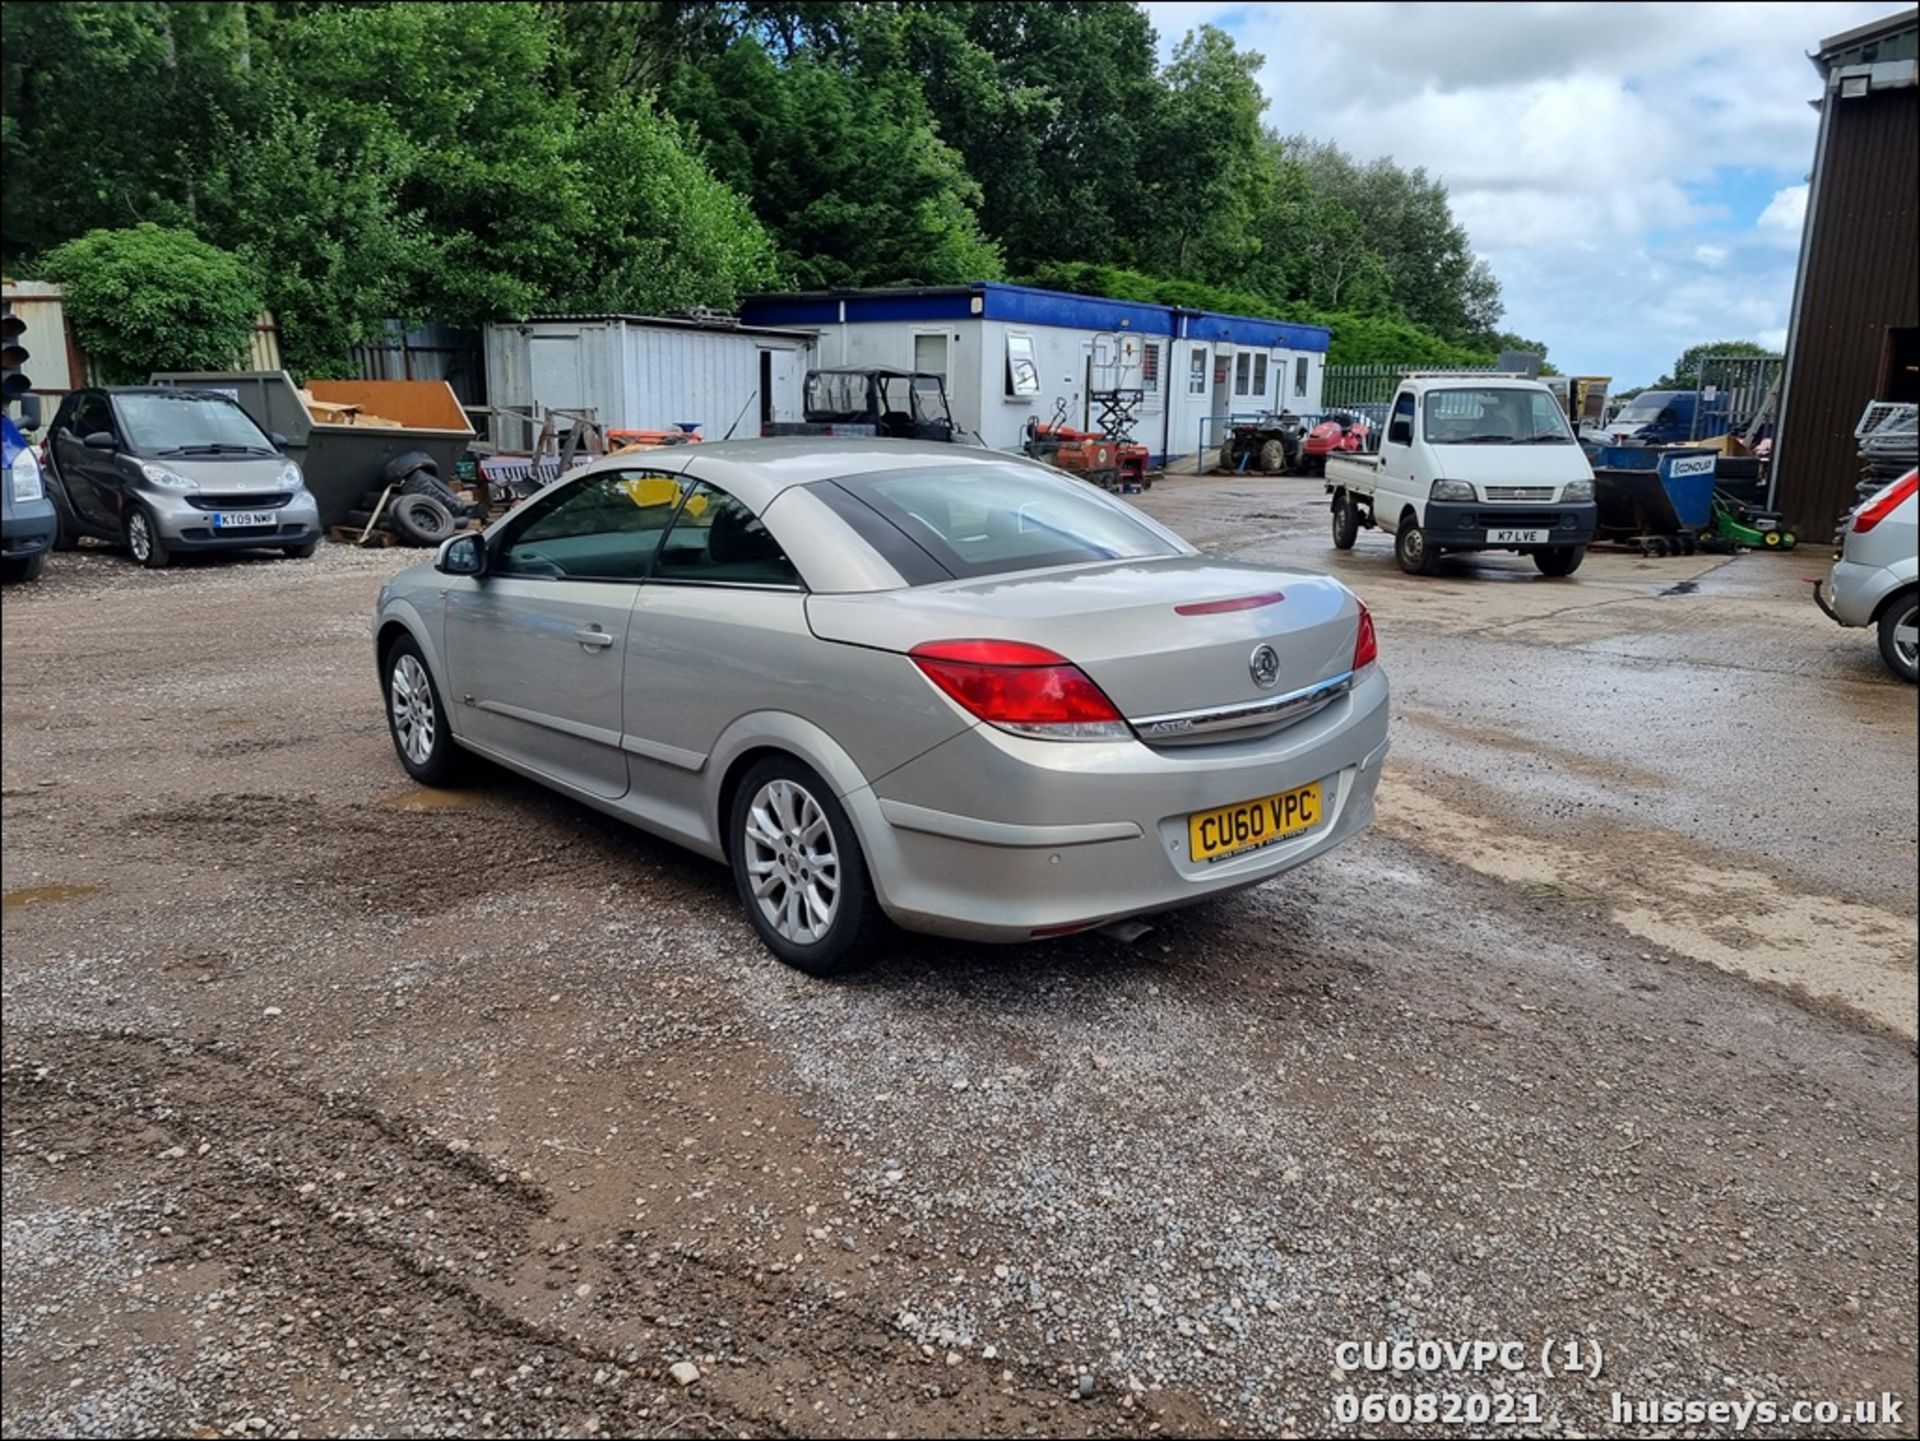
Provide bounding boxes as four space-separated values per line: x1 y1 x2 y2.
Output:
729 757 886 976
383 637 463 784
1533 544 1586 577
125 505 170 569
1878 593 1918 684
1 552 47 583
282 540 319 560
1394 521 1438 576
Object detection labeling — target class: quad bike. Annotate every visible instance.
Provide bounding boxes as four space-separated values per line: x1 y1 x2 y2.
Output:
1217 412 1305 474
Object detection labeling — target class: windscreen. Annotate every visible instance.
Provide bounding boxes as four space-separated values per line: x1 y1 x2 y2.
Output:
1422 388 1576 445
1613 392 1673 424
805 372 869 421
118 393 275 453
825 463 1182 580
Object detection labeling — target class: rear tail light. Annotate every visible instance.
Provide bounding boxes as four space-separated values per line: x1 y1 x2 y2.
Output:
1353 600 1378 672
1854 469 1917 533
909 639 1130 741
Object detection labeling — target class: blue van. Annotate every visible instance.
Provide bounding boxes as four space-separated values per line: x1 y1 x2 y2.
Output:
2 412 56 582
1595 389 1732 448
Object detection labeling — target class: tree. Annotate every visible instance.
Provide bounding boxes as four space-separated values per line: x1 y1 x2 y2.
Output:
1660 340 1778 389
665 36 1000 287
41 224 261 382
1138 26 1270 282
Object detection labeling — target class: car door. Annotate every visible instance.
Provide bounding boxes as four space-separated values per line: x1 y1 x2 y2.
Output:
53 392 123 529
441 465 688 799
1377 389 1419 530
621 477 811 826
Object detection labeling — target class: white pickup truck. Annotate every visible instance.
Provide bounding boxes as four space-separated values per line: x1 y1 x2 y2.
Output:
1325 374 1598 577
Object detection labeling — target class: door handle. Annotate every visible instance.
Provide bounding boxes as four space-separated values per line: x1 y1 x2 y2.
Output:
574 627 615 650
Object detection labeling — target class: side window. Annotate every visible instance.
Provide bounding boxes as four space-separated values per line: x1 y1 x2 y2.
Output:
494 468 684 581
653 481 802 588
1387 392 1416 446
1005 332 1041 398
74 394 114 438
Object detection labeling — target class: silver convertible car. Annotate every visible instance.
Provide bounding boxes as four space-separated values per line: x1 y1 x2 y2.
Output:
373 439 1389 973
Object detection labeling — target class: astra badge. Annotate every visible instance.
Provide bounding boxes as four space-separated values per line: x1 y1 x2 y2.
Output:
1249 644 1281 689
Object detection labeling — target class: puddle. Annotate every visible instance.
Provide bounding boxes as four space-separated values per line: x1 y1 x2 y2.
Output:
1376 772 1919 1039
2 883 104 910
377 787 486 813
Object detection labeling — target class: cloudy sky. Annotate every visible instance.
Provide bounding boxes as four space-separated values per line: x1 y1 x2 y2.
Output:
1140 1 1896 385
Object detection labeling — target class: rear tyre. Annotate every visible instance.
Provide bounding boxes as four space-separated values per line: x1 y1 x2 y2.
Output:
1217 444 1238 472
729 756 886 976
1257 438 1287 473
1878 593 1918 684
1331 493 1360 550
1533 544 1585 577
382 636 464 784
1 552 47 583
1394 520 1438 576
125 505 170 569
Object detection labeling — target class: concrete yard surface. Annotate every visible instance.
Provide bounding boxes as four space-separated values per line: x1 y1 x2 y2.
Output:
2 474 1914 1438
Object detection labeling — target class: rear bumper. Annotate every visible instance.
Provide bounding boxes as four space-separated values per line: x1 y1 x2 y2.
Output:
1819 558 1899 629
847 666 1390 941
2 497 58 558
1421 499 1596 549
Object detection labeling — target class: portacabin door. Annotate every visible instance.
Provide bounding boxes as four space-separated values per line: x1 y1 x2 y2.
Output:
442 466 689 800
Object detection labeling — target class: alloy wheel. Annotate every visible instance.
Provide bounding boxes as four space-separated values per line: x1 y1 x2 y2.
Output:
127 512 151 562
742 778 840 944
389 654 437 766
1895 602 1919 668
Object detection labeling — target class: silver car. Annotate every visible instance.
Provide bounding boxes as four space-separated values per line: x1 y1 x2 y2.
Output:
373 439 1389 972
44 387 323 567
1814 467 1916 683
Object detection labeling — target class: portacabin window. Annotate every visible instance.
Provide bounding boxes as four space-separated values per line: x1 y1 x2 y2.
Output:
1142 342 1161 388
1005 332 1041 398
1188 347 1208 396
1234 352 1251 397
1252 354 1269 396
1295 356 1309 398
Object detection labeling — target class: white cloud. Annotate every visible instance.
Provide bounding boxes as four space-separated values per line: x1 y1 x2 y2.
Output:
1137 1 1890 383
1757 183 1809 242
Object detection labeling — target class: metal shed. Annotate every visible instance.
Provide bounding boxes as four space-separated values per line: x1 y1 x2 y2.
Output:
737 281 1331 467
1772 9 1919 532
481 313 816 450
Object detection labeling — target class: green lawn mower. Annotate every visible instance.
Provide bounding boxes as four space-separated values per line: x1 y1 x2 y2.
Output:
1699 491 1796 554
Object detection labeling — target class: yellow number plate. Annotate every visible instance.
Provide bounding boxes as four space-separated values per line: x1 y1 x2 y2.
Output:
1187 782 1323 864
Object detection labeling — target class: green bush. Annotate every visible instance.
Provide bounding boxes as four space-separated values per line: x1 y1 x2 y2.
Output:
39 223 261 383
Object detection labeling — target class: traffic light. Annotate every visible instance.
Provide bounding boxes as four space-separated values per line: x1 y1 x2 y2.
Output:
1 299 29 409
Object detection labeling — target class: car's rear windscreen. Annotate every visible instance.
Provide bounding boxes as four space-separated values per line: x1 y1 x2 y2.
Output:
823 464 1180 581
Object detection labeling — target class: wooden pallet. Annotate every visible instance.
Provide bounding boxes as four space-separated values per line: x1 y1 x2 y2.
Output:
327 524 403 549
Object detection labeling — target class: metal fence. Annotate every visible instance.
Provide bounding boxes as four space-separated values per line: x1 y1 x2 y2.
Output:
1691 354 1783 444
350 320 486 406
1322 362 1503 409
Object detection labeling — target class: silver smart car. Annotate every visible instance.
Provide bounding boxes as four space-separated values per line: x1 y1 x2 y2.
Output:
43 387 322 567
373 439 1389 972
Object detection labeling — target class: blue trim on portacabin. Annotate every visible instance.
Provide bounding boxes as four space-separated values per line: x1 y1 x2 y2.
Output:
739 281 1331 353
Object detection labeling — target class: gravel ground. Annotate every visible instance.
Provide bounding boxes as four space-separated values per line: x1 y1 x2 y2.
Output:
2 488 1915 1439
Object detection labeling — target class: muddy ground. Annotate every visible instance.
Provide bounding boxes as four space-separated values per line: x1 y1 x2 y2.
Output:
2 472 1915 1439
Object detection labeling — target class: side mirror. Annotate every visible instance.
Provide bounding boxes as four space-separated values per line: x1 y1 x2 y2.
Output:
1388 419 1413 446
83 430 116 450
269 432 288 451
435 531 487 577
